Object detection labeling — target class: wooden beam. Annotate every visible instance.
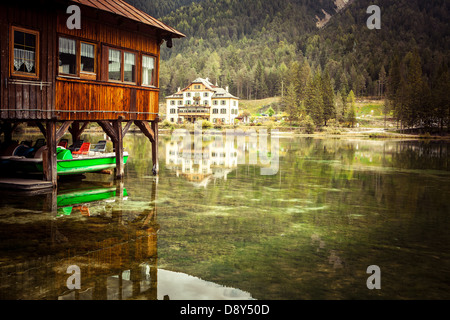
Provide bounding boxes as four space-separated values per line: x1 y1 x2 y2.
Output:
97 121 118 143
113 119 124 180
122 121 133 137
35 122 46 137
56 121 73 141
151 120 159 175
43 121 57 187
133 120 155 143
69 121 89 142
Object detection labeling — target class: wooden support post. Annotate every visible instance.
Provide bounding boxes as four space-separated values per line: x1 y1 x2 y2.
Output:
113 119 124 180
133 120 158 175
43 121 57 187
151 120 159 175
68 121 89 143
56 121 73 141
97 120 123 180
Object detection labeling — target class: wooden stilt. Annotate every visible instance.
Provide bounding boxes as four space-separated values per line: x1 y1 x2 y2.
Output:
43 121 57 187
151 120 159 175
113 119 124 180
97 120 124 180
68 121 89 143
133 120 158 175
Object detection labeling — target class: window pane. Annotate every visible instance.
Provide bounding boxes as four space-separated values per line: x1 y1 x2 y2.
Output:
142 55 155 85
108 49 121 81
124 52 136 82
81 42 95 73
13 30 37 74
59 37 76 75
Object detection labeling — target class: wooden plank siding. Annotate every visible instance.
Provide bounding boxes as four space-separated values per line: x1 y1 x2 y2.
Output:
0 1 176 123
0 3 57 120
53 9 161 121
55 80 159 121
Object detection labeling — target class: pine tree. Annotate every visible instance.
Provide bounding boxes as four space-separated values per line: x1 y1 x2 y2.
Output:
404 50 425 128
433 68 450 133
304 72 324 126
321 69 335 126
346 90 356 127
283 83 300 125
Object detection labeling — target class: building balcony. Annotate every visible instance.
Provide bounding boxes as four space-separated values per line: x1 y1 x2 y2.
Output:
178 106 211 116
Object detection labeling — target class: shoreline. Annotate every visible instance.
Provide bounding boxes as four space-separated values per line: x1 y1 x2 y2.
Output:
9 126 450 141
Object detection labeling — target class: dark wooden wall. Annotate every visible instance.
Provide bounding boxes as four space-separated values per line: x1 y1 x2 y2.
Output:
0 2 57 120
0 2 161 122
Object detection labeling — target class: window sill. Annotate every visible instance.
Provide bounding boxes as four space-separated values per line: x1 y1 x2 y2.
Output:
10 73 39 80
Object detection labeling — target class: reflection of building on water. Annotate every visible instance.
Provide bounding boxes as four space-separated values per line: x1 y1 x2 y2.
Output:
0 180 253 300
0 181 159 300
165 138 240 187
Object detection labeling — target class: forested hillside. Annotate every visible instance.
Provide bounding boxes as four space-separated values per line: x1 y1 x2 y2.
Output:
126 0 450 131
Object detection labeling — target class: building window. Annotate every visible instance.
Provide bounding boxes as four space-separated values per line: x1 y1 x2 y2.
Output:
124 52 136 83
220 108 227 114
204 93 208 97
170 108 176 114
178 100 183 105
142 55 155 86
213 100 218 105
108 49 121 81
204 101 209 105
58 37 96 79
194 85 200 89
11 26 39 77
80 42 95 73
59 37 77 75
170 100 175 105
212 109 218 114
221 100 226 105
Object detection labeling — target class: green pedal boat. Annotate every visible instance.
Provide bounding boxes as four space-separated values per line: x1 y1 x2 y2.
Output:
11 147 129 175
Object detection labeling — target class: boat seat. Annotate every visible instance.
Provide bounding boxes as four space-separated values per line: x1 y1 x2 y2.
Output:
58 139 68 149
92 140 107 152
72 142 91 155
33 138 46 150
69 140 84 152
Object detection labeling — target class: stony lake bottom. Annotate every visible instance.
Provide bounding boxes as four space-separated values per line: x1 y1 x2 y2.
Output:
0 132 449 300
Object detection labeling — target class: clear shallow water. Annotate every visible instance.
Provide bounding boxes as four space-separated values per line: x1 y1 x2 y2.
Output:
0 132 449 300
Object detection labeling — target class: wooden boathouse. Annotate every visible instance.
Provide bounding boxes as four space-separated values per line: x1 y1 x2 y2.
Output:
0 0 185 187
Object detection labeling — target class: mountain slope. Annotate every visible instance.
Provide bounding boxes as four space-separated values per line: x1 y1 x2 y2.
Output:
125 0 449 101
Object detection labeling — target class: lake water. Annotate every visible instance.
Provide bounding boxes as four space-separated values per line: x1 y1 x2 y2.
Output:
0 131 449 300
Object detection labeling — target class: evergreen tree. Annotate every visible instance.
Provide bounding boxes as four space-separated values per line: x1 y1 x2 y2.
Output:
321 69 335 126
432 68 450 133
283 83 300 125
404 50 425 128
346 90 356 127
304 72 324 126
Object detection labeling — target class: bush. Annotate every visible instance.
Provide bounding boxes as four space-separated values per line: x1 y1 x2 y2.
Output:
300 115 315 134
160 119 175 130
201 120 213 130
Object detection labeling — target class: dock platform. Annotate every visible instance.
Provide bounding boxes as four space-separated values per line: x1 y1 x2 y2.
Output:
0 178 53 191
